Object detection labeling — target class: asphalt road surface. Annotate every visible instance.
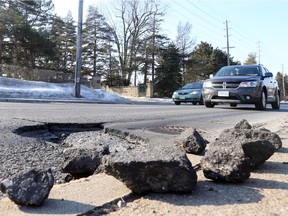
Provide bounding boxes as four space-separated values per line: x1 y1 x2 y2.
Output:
1 101 287 132
1 101 288 215
0 101 287 146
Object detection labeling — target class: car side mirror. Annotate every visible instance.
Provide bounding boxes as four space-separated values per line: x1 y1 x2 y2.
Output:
264 72 273 78
209 74 214 78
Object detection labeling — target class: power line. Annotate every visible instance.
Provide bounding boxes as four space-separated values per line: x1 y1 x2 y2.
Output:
167 0 225 47
187 0 223 23
222 20 235 65
257 41 261 64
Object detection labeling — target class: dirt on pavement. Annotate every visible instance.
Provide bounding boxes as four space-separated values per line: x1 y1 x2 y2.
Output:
108 116 288 216
0 116 288 216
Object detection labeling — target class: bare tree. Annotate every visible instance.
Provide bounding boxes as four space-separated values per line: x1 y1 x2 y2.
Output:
175 22 195 83
110 0 164 86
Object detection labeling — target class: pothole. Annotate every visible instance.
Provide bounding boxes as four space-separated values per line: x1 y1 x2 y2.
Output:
13 122 105 143
11 122 143 183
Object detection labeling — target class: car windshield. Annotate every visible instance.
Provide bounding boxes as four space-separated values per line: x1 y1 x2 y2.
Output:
215 66 260 77
182 82 203 89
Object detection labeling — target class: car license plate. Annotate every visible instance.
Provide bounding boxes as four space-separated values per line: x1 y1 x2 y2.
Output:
218 91 229 97
180 96 185 99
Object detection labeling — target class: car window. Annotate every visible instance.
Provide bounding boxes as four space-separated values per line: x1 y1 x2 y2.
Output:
263 67 270 75
182 82 202 89
215 66 260 77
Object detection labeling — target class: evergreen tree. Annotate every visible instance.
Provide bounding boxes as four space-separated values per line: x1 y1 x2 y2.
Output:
82 6 115 78
15 0 54 68
49 15 65 70
103 41 121 86
275 72 288 100
61 12 76 73
138 34 169 84
49 12 76 73
154 43 182 97
244 52 257 65
0 0 55 69
0 1 13 64
185 41 238 82
185 42 214 82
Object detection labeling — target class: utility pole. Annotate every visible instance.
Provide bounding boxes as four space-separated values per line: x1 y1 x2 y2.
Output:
73 0 83 98
151 12 156 98
282 64 285 98
257 41 261 64
223 20 234 66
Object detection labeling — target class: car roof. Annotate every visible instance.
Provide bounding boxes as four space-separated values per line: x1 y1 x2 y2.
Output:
224 64 260 68
186 81 203 84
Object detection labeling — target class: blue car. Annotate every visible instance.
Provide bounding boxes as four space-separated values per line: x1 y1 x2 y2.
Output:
172 82 204 105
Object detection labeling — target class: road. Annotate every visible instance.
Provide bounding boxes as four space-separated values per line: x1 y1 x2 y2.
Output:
1 101 288 216
0 101 287 143
1 101 287 128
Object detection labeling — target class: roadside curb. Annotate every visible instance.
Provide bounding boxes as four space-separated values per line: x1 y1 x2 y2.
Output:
0 98 127 104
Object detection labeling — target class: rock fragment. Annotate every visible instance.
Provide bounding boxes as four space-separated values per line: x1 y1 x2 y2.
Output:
201 119 279 183
0 168 54 206
174 128 208 155
201 140 254 183
104 142 197 194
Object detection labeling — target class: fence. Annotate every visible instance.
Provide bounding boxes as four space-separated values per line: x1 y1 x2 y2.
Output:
101 81 153 98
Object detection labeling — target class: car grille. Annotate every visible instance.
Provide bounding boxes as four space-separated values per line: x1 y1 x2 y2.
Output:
211 81 241 89
212 95 239 100
178 92 188 95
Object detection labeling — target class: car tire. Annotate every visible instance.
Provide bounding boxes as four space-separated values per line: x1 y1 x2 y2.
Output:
205 101 214 108
230 103 237 107
192 102 197 105
255 90 267 110
199 96 204 105
271 92 280 110
175 101 181 105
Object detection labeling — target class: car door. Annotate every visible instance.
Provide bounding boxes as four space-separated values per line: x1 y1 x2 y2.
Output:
263 67 276 101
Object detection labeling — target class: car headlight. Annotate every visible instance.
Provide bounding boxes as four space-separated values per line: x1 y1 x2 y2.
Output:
239 81 259 87
189 91 199 95
203 81 212 88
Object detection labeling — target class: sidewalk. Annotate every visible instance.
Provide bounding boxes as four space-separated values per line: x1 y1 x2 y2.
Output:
0 97 123 104
0 173 131 216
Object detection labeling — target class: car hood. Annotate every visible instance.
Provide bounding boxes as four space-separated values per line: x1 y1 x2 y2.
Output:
206 76 260 82
174 88 202 93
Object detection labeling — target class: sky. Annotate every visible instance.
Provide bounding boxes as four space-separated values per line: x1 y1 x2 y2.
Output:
52 0 288 76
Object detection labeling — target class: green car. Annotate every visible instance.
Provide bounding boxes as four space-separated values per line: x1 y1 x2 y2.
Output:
172 82 204 105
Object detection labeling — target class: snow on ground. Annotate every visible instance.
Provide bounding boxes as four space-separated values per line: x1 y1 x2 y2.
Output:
0 77 129 103
0 77 173 104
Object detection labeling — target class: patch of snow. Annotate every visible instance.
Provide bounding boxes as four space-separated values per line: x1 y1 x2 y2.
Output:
0 77 169 104
0 77 130 102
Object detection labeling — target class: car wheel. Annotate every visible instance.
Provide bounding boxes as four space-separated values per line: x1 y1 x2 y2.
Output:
174 101 181 105
255 90 267 110
205 101 214 108
230 103 237 107
271 92 280 110
192 102 197 105
199 96 204 105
